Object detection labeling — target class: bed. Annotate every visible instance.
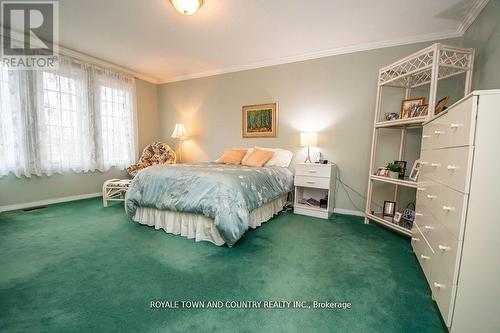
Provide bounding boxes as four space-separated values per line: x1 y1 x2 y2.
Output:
124 162 294 246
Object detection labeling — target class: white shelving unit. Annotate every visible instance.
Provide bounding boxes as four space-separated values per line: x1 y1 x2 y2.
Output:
364 43 475 236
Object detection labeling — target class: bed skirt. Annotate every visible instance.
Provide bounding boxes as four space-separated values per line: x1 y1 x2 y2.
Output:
132 194 287 246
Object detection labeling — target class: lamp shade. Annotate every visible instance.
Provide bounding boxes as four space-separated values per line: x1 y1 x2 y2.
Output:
300 132 318 147
171 123 188 139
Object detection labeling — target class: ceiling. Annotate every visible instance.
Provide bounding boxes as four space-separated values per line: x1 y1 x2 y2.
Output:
34 0 490 83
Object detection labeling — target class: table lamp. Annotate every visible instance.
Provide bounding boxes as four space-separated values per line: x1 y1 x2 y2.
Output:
300 132 317 163
171 123 188 162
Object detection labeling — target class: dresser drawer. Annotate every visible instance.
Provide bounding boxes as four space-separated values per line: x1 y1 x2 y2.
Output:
419 146 474 193
295 164 331 178
413 209 440 249
294 175 330 189
422 96 475 150
412 224 434 284
416 180 468 240
430 264 457 327
428 225 462 284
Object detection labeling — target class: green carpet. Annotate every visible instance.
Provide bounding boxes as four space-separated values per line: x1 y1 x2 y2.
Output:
0 198 446 332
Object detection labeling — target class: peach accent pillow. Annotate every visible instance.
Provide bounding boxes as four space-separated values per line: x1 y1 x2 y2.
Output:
242 148 274 167
217 149 247 165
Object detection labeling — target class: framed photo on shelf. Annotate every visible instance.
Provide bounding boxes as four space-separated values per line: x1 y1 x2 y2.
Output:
400 97 425 119
376 167 389 177
393 212 402 223
409 160 421 181
435 96 449 115
394 160 407 179
415 104 429 117
383 201 396 217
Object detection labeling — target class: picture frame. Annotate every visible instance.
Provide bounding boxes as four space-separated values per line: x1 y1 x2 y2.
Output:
400 97 425 119
242 103 277 138
435 96 449 115
376 167 389 177
394 160 407 179
383 201 396 217
415 104 429 117
409 160 421 181
393 212 402 223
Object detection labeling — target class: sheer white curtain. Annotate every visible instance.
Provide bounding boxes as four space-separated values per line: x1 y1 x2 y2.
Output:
0 55 136 178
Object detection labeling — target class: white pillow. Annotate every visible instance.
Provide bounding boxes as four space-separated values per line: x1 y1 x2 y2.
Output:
255 147 293 167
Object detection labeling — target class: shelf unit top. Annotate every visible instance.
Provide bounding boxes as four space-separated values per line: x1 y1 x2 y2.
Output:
370 175 418 188
378 43 474 88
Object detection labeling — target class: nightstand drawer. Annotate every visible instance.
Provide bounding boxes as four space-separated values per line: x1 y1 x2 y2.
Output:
294 175 330 189
295 164 331 178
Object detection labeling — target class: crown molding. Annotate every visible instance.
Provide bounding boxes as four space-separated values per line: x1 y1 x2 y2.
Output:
0 27 159 84
457 0 489 34
158 30 462 84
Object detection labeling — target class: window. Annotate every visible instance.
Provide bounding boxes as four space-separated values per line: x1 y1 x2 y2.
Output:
39 71 92 173
0 55 136 178
99 84 135 169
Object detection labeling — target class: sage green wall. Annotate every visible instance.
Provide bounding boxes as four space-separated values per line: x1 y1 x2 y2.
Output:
158 39 460 214
0 78 159 208
461 0 500 90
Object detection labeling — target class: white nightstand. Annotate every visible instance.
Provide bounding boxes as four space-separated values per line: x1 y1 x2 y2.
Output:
293 163 336 219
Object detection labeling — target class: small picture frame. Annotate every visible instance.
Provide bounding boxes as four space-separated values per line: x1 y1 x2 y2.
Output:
435 96 449 115
376 167 389 177
383 201 396 217
409 160 421 182
394 160 407 179
393 212 402 223
415 104 429 117
400 97 425 119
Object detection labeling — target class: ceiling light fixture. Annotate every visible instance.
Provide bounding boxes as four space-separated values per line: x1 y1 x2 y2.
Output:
170 0 204 15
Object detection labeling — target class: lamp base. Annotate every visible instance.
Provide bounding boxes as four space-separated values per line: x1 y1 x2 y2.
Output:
304 145 313 163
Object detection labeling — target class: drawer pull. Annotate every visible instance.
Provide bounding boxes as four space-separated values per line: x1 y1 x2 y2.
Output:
434 130 445 135
411 237 420 242
415 212 423 217
417 187 426 192
420 255 430 260
308 170 317 173
424 225 434 230
306 181 316 184
427 194 437 199
433 282 445 289
447 165 458 170
431 163 441 167
442 205 455 211
438 244 451 251
422 135 431 139
420 161 429 166
450 123 464 128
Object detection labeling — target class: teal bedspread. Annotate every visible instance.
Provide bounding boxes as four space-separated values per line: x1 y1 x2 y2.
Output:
125 163 293 246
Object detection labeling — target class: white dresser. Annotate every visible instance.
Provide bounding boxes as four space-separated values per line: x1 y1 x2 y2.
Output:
412 90 500 332
293 163 336 219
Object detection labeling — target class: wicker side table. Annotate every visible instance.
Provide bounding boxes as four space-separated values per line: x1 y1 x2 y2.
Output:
102 179 132 207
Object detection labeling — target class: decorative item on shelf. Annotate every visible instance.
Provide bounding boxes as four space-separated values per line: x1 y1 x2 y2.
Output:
393 212 402 224
170 0 204 15
300 132 318 163
400 97 425 119
383 201 396 217
409 160 421 181
242 103 277 138
376 167 389 177
415 104 429 117
385 112 399 121
394 160 407 179
386 162 404 179
401 203 416 229
435 96 450 115
171 123 188 162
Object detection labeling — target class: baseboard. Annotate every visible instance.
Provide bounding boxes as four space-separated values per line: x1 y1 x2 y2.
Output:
0 192 102 212
333 208 365 217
